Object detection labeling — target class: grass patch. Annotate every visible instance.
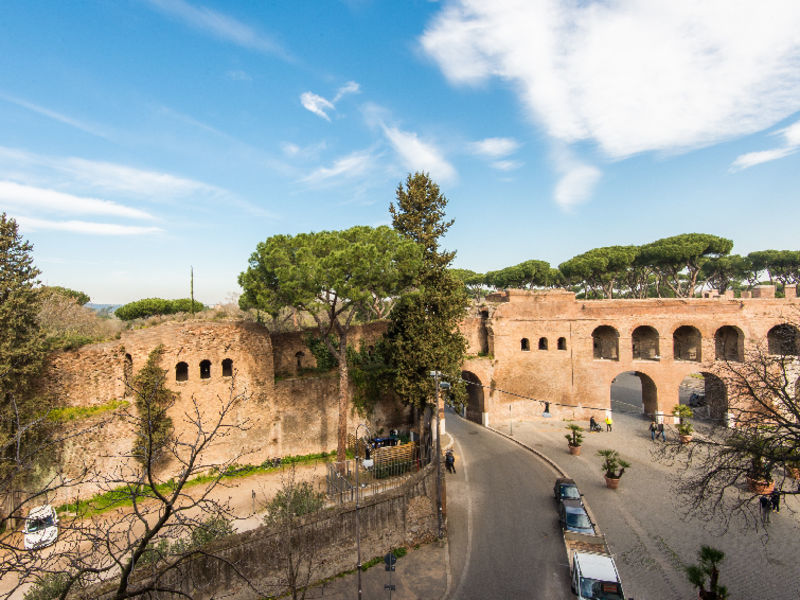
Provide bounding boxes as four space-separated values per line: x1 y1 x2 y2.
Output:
57 450 337 518
47 399 129 422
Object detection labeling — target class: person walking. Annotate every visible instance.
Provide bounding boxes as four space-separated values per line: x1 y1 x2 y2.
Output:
445 449 456 474
770 488 781 513
657 421 666 442
760 494 772 524
605 415 613 432
649 420 657 441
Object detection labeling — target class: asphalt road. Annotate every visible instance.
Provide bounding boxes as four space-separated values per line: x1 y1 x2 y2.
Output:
445 412 572 600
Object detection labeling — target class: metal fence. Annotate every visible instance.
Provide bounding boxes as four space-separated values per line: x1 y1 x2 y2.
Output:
325 443 433 505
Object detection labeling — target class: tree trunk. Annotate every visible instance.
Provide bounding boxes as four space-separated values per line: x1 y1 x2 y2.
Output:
336 343 349 463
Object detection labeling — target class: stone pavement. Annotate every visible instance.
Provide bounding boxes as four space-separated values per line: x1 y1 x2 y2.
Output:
497 409 800 600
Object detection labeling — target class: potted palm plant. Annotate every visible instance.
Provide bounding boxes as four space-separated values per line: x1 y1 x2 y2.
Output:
673 404 694 443
565 424 584 455
746 453 774 495
685 545 729 600
598 449 630 489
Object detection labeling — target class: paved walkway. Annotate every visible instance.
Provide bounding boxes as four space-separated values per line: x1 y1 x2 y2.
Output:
498 408 800 600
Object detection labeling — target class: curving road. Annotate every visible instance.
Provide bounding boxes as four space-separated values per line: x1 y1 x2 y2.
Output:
445 411 572 600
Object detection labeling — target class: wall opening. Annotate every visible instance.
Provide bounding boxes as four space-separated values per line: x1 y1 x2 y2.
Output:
592 326 619 360
478 310 489 355
632 326 659 360
123 353 133 396
200 359 211 379
222 358 233 377
767 324 800 356
295 351 305 371
538 337 548 350
610 371 658 417
462 371 485 424
557 337 567 350
521 338 530 351
673 325 702 362
715 325 743 362
680 372 727 422
176 362 188 382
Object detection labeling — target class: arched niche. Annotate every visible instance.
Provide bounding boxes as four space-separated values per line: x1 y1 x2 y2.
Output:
714 325 743 362
632 326 660 360
767 324 800 356
673 326 702 362
592 326 619 361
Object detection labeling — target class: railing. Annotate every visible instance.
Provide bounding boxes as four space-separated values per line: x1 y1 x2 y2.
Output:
325 443 432 505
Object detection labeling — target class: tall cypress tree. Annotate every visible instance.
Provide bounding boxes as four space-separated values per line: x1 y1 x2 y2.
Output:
0 213 46 480
386 173 468 413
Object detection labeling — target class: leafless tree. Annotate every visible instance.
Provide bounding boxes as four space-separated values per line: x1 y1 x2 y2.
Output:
655 321 800 532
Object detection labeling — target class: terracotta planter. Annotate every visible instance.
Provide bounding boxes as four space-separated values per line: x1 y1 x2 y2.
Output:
746 476 774 495
786 466 800 480
568 444 582 456
604 475 620 489
679 434 693 444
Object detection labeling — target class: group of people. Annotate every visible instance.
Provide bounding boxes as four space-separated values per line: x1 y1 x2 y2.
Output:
648 420 667 442
759 489 781 523
588 415 613 432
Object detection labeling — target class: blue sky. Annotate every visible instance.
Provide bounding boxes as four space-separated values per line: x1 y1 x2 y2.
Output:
2 0 800 304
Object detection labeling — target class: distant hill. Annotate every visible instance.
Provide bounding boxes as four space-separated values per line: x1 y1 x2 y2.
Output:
86 303 122 316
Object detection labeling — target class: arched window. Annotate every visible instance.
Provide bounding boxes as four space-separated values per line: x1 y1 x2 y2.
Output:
673 326 702 362
632 326 660 360
715 326 743 361
521 338 530 351
221 358 233 377
538 337 548 350
199 360 211 379
295 351 305 370
592 326 619 360
768 324 800 356
176 362 188 382
557 337 567 350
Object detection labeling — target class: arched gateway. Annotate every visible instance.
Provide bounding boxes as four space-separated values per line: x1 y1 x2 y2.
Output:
611 371 658 417
462 371 485 425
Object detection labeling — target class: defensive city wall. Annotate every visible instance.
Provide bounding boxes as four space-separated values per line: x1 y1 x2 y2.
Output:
460 285 800 428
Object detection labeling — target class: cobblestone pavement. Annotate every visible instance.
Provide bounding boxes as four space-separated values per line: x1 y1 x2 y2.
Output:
502 403 800 600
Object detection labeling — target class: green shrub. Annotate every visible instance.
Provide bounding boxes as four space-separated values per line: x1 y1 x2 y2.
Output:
23 573 70 600
115 298 204 321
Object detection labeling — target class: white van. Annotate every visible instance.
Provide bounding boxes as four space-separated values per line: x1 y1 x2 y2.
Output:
571 551 626 600
23 505 59 550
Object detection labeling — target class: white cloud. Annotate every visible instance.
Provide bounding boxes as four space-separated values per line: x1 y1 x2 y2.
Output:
0 181 155 220
15 216 163 236
491 160 522 171
144 0 291 60
470 137 520 158
300 92 335 121
302 150 375 184
0 91 110 139
554 164 602 211
300 81 361 121
226 69 252 81
422 1 800 159
730 119 800 170
381 125 456 183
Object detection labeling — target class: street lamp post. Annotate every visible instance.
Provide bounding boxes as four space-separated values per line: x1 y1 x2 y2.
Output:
354 423 371 600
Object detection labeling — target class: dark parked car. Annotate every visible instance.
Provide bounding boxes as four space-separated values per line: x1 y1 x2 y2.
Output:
554 477 582 503
559 499 595 535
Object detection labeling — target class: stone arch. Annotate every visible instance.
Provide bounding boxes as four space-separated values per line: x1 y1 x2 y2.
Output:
521 338 530 351
680 372 727 422
715 325 743 362
592 326 619 360
610 371 658 417
632 326 660 360
199 359 211 379
478 310 489 354
221 358 233 377
767 323 800 356
673 325 702 362
557 337 567 350
462 371 485 425
123 353 133 396
175 361 188 382
538 337 548 350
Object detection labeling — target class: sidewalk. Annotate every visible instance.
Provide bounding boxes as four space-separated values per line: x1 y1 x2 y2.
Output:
497 410 800 600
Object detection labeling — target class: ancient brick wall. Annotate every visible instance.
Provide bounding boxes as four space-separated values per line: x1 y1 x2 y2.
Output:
91 462 439 600
458 288 800 427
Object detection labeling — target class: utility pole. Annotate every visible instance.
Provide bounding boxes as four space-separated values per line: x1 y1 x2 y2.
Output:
429 371 446 539
354 423 370 600
190 265 195 315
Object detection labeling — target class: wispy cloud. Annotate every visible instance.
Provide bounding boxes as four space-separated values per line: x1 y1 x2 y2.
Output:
0 91 110 139
491 159 522 171
422 2 800 159
226 69 252 81
300 81 361 120
730 120 800 171
470 137 520 158
144 0 292 60
0 181 155 220
381 124 456 183
302 149 376 185
554 163 602 211
15 216 163 236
